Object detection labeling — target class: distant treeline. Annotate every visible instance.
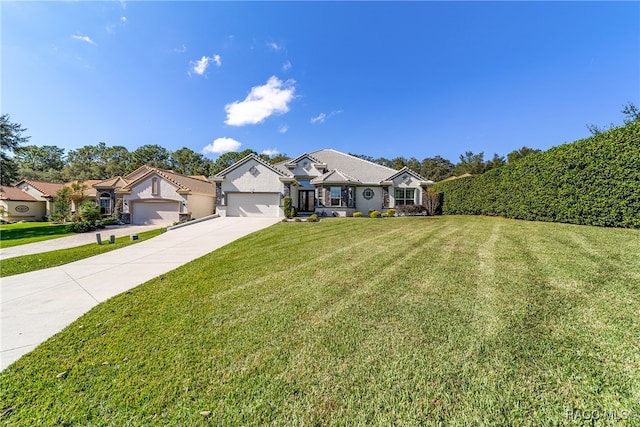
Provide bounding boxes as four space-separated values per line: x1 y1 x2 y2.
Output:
434 122 640 228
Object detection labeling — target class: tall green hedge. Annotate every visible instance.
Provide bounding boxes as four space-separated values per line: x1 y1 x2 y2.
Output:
434 122 640 228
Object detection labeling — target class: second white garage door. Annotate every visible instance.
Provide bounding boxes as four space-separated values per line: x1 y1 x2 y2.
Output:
226 193 281 217
131 201 180 225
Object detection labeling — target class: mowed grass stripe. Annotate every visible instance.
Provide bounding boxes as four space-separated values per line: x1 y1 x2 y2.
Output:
0 216 638 426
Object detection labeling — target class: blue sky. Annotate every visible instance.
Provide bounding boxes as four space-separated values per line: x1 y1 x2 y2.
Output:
3 1 639 163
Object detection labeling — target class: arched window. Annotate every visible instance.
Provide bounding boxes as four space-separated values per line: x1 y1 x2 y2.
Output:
99 192 112 215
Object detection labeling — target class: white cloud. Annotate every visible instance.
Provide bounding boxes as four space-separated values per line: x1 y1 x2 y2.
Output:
120 16 127 23
311 110 343 124
174 44 187 54
72 35 96 45
202 137 242 155
282 61 291 72
267 42 283 51
279 125 289 133
190 54 221 76
262 148 280 156
310 113 327 124
225 76 296 126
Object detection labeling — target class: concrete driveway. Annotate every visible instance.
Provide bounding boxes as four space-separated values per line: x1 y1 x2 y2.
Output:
1 217 280 371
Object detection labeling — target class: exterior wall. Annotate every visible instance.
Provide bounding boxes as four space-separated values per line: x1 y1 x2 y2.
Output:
122 174 186 208
218 159 285 212
0 200 46 222
354 186 384 214
390 174 423 206
285 157 325 178
186 193 215 219
16 183 55 217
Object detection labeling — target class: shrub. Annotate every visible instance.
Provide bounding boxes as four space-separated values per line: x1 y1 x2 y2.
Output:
369 210 382 218
100 217 119 226
395 205 425 216
307 214 318 222
283 196 294 218
79 202 101 223
387 208 396 217
352 211 363 217
434 122 640 228
70 221 97 233
294 218 302 222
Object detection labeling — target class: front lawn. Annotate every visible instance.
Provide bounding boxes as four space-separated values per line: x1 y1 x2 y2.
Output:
0 222 74 248
1 216 639 425
0 228 166 277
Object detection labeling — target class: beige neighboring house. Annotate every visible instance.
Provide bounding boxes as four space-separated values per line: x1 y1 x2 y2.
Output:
117 166 216 225
0 186 46 222
212 149 434 218
15 179 64 219
15 179 102 218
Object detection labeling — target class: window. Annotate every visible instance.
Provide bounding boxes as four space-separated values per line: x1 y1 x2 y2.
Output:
99 192 112 215
395 188 415 205
330 186 341 206
151 177 159 196
362 188 374 200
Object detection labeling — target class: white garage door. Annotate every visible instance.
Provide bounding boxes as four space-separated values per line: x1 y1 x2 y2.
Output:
226 193 280 217
131 201 179 225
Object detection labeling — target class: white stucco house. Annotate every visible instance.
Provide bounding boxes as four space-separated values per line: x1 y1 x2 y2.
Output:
212 149 433 218
117 166 216 225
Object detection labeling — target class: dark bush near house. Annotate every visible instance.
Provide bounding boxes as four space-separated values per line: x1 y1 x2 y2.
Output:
434 122 640 228
307 214 319 222
69 221 97 233
395 205 425 216
283 196 295 218
100 217 119 226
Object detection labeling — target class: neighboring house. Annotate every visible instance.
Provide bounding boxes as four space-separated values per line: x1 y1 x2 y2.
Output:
212 149 434 218
0 186 46 222
15 179 65 219
117 166 216 225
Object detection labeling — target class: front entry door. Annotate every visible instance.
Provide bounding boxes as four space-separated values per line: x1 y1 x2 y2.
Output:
298 190 315 212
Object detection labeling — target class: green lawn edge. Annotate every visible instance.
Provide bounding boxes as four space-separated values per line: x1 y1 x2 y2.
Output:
0 223 75 248
0 228 166 277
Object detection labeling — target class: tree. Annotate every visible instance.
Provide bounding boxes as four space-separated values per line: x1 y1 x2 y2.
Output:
622 101 640 125
1 114 30 185
453 151 485 175
103 145 131 177
130 144 172 170
15 145 66 181
485 153 506 172
267 153 290 164
64 144 104 180
209 149 257 175
170 147 212 176
68 182 88 215
507 146 541 163
52 187 72 222
420 156 454 182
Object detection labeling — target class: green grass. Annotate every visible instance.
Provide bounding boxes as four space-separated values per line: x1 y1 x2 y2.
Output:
0 222 74 248
0 228 166 277
1 216 639 425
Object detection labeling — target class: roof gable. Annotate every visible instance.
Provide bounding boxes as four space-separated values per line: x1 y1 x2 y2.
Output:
215 153 289 179
16 180 64 197
310 169 359 184
120 166 214 195
0 186 38 201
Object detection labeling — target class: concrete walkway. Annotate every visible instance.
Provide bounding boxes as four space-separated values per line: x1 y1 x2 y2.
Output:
0 217 280 370
0 224 160 260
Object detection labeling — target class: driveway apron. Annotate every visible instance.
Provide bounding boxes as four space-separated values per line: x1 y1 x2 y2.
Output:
0 217 280 371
